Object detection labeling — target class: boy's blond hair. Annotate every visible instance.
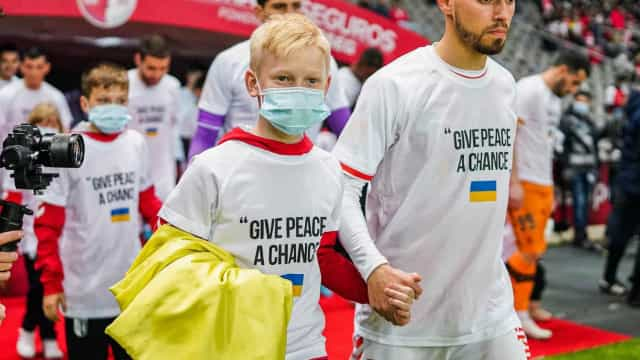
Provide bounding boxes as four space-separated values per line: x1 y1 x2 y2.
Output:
250 14 331 74
28 102 63 131
81 62 129 97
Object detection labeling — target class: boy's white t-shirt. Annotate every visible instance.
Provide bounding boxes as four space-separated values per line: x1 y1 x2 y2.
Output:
332 45 520 346
38 127 153 318
0 80 73 136
198 40 350 141
514 74 563 186
127 69 180 200
159 128 343 360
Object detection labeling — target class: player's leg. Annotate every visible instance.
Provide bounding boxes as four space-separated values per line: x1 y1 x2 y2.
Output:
453 328 530 360
351 335 445 360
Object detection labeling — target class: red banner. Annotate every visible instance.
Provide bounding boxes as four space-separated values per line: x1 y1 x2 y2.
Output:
4 0 429 64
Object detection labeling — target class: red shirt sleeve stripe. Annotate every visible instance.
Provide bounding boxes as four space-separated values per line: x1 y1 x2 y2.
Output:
340 163 374 181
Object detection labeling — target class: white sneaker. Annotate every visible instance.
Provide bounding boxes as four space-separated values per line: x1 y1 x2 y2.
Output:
43 339 64 359
522 318 553 340
16 328 36 358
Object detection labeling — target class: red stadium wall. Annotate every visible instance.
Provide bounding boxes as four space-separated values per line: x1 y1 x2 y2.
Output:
4 0 429 64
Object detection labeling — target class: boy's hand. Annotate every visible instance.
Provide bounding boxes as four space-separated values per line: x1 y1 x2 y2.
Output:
367 264 422 326
384 283 417 326
43 293 66 322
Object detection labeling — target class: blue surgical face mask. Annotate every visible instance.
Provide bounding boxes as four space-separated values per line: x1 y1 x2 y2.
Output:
88 104 131 134
257 81 330 136
37 126 59 135
573 102 590 116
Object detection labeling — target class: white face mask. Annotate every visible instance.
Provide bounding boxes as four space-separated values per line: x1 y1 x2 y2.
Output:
37 126 60 135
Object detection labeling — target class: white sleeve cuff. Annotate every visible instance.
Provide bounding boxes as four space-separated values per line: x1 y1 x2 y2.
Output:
158 205 210 241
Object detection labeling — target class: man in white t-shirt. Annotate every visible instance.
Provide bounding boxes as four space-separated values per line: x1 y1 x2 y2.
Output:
0 43 20 90
337 47 384 109
507 50 590 340
160 15 414 360
0 47 72 137
127 35 181 200
320 0 531 358
187 0 352 159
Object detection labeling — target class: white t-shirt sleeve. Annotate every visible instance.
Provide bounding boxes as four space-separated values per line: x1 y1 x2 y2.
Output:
0 88 11 136
325 57 350 111
38 169 70 207
332 74 399 178
198 56 233 116
515 79 541 124
158 155 218 240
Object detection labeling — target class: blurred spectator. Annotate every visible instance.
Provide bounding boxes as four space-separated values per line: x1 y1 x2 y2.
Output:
337 47 384 109
601 85 640 308
371 0 390 18
558 90 602 250
177 69 205 162
604 74 630 118
0 43 20 90
389 0 409 24
0 47 73 137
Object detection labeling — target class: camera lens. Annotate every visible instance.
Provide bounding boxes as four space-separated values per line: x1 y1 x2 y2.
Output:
45 133 85 168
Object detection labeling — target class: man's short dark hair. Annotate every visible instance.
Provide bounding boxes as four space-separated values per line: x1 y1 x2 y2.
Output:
23 47 47 61
554 49 591 76
256 0 267 6
139 34 171 59
0 43 19 57
358 47 384 69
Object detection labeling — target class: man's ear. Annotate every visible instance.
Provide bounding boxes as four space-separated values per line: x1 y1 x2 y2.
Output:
80 95 90 114
134 53 142 67
437 0 453 17
254 5 266 23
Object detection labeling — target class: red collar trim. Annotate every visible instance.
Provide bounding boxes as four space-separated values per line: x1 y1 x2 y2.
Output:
80 131 121 142
218 128 313 155
449 67 488 79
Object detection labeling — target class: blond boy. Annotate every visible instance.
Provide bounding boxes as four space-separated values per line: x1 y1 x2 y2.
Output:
159 15 412 359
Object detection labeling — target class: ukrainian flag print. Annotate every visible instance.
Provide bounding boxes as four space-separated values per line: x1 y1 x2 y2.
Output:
469 180 497 202
281 274 304 297
111 208 131 222
145 128 158 137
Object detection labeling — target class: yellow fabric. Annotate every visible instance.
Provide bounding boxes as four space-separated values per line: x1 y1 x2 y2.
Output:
105 225 293 360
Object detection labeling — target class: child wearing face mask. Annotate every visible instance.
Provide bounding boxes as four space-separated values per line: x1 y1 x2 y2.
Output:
158 15 413 360
34 63 162 360
3 102 65 359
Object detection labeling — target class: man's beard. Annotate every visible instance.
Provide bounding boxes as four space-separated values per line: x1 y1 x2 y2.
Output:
551 78 568 97
453 11 508 55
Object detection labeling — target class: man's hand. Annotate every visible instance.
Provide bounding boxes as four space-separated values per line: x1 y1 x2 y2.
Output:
367 264 422 326
508 180 524 210
0 302 5 327
43 293 66 322
0 230 22 281
383 283 416 325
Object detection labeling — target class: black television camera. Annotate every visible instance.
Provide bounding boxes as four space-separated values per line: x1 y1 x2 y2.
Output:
0 124 85 252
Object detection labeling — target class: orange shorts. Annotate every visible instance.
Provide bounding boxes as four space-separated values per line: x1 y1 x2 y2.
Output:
507 181 554 258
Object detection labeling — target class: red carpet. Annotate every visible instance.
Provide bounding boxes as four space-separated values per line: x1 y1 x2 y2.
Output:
318 295 632 359
0 295 631 359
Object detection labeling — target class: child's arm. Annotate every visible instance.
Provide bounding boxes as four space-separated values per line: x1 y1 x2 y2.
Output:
34 202 67 322
317 231 369 303
139 186 162 227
